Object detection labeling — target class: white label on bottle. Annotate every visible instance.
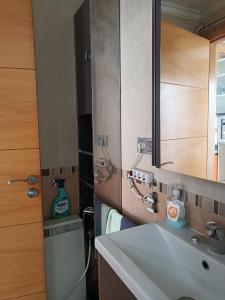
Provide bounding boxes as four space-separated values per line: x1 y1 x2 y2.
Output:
55 200 69 215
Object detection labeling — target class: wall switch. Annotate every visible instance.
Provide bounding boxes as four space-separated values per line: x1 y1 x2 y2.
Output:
137 138 152 154
96 135 108 147
128 168 154 184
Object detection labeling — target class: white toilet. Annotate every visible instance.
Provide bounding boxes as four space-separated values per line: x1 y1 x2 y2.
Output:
44 215 86 300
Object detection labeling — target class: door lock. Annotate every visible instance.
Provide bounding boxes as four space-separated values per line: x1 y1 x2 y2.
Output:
8 175 38 185
27 188 39 198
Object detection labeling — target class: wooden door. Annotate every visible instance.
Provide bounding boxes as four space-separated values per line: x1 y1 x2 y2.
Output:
0 1 46 299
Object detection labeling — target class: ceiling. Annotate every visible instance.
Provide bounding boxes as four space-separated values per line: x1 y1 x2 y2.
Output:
162 0 225 31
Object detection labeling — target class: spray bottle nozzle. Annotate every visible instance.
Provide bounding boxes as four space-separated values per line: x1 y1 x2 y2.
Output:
52 179 66 188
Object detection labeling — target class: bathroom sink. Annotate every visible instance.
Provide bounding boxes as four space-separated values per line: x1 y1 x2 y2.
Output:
95 223 225 300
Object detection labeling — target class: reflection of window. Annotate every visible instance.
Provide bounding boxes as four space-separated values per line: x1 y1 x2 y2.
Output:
216 50 225 115
216 60 225 96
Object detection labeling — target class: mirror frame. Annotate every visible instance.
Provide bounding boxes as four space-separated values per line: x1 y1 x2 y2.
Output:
152 0 161 167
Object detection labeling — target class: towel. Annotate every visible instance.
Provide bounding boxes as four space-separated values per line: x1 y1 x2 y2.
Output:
101 203 112 235
120 217 136 230
94 197 102 237
105 209 123 234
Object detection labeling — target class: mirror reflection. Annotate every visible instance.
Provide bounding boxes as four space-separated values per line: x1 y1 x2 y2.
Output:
160 0 225 182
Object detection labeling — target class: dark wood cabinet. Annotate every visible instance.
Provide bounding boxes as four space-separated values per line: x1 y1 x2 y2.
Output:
98 254 137 300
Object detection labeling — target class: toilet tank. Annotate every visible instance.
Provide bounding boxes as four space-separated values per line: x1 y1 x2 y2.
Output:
44 215 86 300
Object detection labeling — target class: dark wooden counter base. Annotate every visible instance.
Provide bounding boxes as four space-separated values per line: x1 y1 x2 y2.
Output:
98 253 137 300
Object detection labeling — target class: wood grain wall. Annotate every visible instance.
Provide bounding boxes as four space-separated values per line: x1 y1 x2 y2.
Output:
0 1 46 298
160 21 210 179
32 0 84 170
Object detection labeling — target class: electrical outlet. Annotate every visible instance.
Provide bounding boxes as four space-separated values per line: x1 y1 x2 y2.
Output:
137 138 152 154
96 135 108 147
95 158 107 167
128 168 154 184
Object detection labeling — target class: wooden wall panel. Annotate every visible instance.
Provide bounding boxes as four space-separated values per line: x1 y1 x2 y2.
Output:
32 0 81 169
0 223 45 300
161 83 208 140
0 1 46 299
207 43 217 181
161 21 210 89
161 21 210 179
12 292 46 300
0 149 43 227
161 137 207 179
0 0 35 69
0 68 39 150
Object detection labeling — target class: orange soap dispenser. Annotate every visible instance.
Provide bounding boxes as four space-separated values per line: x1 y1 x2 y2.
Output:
166 184 186 229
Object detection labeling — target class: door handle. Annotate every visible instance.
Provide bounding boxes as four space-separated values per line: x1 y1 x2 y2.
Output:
8 175 38 185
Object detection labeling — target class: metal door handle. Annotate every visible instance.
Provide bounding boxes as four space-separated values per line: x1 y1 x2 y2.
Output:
27 188 39 198
8 175 38 185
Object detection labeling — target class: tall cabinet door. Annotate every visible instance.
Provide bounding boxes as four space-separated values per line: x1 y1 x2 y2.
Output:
0 1 46 299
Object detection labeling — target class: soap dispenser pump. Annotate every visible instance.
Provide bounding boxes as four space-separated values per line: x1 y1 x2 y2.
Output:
166 184 186 229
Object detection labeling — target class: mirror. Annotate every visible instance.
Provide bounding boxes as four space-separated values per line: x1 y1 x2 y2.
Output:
154 0 225 182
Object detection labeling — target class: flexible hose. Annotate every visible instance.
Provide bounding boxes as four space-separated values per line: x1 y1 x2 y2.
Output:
75 235 92 285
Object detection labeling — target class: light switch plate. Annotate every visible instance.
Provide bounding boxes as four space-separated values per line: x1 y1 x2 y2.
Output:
96 135 108 147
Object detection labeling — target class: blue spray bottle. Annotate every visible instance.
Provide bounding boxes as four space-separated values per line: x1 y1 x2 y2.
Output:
51 179 71 219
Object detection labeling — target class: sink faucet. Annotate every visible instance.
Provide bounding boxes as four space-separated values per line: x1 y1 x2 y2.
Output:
206 221 225 240
205 221 225 254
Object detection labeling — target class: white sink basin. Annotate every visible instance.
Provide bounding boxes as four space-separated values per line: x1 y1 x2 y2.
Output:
95 223 225 300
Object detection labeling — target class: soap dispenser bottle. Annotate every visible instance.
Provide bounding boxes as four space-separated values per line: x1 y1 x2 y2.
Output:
166 184 186 229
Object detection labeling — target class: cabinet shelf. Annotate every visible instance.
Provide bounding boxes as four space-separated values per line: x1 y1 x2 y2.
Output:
79 150 93 156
